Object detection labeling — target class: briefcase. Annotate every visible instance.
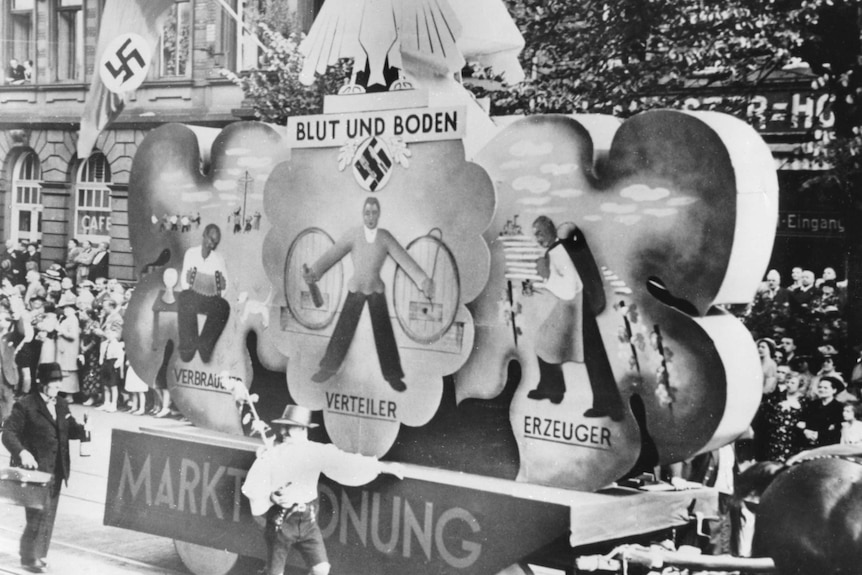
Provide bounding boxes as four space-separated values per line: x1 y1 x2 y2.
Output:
0 467 54 509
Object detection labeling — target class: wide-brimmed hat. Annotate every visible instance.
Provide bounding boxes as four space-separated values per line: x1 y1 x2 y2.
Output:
818 344 839 357
819 375 846 393
37 362 63 383
272 404 318 428
42 266 64 281
757 337 776 356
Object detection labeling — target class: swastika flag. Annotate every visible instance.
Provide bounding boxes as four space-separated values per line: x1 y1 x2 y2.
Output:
77 0 175 159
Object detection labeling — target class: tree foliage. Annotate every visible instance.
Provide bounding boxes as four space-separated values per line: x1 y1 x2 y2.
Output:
221 24 350 125
481 0 862 178
472 0 862 347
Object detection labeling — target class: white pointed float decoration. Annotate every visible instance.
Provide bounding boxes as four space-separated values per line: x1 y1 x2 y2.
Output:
299 0 524 91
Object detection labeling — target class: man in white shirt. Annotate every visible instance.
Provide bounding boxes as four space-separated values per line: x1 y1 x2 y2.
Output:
242 404 402 575
177 224 229 362
526 216 624 421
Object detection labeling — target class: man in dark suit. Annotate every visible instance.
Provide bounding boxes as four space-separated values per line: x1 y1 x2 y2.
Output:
789 269 818 313
0 305 22 424
759 269 791 307
2 362 88 573
87 242 109 282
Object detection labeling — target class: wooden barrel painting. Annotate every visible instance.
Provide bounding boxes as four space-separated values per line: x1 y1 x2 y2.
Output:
392 230 459 344
284 227 343 329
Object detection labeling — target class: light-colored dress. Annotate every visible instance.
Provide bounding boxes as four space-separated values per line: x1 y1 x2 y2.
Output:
124 364 149 393
56 312 80 394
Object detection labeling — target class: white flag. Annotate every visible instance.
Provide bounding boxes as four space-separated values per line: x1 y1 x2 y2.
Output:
77 0 175 159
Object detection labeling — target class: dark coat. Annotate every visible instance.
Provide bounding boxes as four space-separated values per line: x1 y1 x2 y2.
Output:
801 398 845 447
0 329 18 389
556 227 605 315
789 286 818 313
2 393 85 483
88 250 109 282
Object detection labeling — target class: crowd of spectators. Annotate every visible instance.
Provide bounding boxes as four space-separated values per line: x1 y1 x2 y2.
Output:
743 266 861 464
0 238 175 427
660 265 862 558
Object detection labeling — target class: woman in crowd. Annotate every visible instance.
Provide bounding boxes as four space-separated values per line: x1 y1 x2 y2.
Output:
35 300 58 367
798 375 846 447
761 371 808 462
841 403 862 444
124 364 149 415
55 293 80 402
758 338 778 394
792 355 816 398
78 308 102 406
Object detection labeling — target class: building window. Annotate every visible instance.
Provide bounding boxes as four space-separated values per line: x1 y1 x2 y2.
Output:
160 1 191 77
219 0 259 72
55 0 84 81
10 150 42 244
75 152 112 243
6 0 34 84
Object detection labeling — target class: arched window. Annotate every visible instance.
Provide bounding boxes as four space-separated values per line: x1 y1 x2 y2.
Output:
10 150 42 243
75 152 112 243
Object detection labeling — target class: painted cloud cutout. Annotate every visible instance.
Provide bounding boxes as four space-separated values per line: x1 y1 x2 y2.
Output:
123 122 290 434
510 140 554 157
620 183 672 202
513 175 552 194
459 111 776 491
262 135 494 457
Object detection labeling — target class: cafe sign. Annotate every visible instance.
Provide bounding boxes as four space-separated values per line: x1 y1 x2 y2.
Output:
76 210 111 237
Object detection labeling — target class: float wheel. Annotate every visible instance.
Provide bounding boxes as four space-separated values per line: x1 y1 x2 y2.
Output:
174 540 261 575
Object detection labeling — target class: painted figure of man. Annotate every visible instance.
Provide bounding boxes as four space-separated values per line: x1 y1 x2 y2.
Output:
2 362 89 573
242 404 402 575
303 197 433 391
177 223 229 362
526 216 624 421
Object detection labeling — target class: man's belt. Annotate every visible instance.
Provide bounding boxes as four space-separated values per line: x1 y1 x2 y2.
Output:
272 502 309 529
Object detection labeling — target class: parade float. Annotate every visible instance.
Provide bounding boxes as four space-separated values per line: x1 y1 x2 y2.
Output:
101 1 778 573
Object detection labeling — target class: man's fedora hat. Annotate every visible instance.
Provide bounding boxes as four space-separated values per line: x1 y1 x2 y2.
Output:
37 362 64 383
272 404 318 428
819 374 846 393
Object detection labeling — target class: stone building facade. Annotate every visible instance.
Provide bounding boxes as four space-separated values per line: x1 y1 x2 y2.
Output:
0 0 314 282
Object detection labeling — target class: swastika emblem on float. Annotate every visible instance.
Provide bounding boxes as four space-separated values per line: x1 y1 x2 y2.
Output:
99 34 151 94
353 137 393 192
